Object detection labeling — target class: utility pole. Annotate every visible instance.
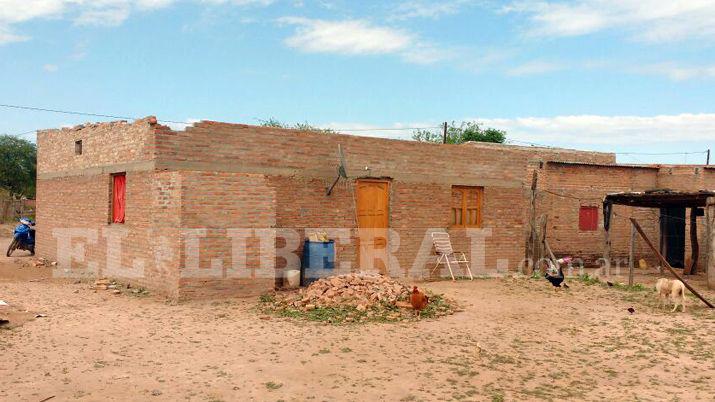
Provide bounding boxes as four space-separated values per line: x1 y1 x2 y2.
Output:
707 149 711 165
442 122 448 144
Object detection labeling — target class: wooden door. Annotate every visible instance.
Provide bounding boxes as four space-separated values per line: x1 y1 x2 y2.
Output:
356 180 390 273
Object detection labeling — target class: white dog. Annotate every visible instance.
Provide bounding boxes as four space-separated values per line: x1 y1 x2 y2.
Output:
655 278 687 312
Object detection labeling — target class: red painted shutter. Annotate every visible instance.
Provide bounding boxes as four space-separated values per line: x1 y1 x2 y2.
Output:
112 174 126 224
579 206 598 231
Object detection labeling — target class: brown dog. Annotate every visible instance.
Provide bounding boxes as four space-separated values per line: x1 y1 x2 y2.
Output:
655 278 687 312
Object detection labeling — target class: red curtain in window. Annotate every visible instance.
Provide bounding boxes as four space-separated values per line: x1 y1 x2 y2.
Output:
112 174 126 224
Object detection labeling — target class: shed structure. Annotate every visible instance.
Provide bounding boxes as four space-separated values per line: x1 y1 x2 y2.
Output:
603 190 715 278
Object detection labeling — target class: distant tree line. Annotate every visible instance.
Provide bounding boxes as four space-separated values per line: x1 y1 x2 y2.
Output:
412 121 507 144
0 135 36 198
260 118 507 145
259 118 337 134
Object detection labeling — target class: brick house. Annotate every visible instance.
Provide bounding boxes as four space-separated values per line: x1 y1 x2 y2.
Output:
36 117 715 299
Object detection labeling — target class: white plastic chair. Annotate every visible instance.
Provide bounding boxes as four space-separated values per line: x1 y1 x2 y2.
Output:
431 232 474 281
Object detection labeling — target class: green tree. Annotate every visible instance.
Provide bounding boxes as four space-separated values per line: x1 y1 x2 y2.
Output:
412 128 447 143
259 118 336 134
0 135 37 197
412 121 506 144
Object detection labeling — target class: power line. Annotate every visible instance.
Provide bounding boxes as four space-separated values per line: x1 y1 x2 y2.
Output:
540 189 604 201
0 103 710 155
1 130 37 138
0 103 193 125
507 139 554 148
615 151 708 156
331 126 441 132
1 102 440 133
508 138 707 157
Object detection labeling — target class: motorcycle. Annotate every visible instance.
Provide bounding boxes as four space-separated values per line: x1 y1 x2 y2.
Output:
7 218 35 257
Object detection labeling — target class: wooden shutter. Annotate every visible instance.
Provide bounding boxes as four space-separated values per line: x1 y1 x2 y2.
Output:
451 188 464 226
451 186 483 228
579 206 598 231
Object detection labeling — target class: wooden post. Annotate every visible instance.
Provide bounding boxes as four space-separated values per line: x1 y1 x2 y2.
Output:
685 208 698 275
658 209 666 274
545 239 558 268
442 122 448 144
628 222 636 286
526 170 538 274
538 214 548 272
603 203 612 276
630 218 714 308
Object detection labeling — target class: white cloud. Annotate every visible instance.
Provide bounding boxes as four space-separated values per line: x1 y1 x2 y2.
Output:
0 0 65 43
317 114 715 148
503 0 715 42
43 63 59 72
400 43 457 65
136 0 177 8
0 0 274 45
0 0 172 40
476 113 715 145
633 62 715 81
279 17 412 55
201 0 274 5
74 6 132 27
0 26 28 44
500 59 715 81
69 39 89 60
0 0 66 24
278 17 466 66
165 118 202 131
392 0 475 20
320 121 437 140
506 60 564 76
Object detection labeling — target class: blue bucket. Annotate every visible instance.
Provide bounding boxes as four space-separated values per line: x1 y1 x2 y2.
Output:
301 240 335 286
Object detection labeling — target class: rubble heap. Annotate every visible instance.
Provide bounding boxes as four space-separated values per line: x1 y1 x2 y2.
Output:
94 279 149 296
287 272 411 311
15 257 57 268
262 272 458 324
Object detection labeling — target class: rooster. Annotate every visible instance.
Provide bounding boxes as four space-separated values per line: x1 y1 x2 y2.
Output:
410 286 429 317
545 257 570 289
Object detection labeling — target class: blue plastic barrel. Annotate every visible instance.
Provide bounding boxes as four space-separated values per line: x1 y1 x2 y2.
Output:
301 240 335 286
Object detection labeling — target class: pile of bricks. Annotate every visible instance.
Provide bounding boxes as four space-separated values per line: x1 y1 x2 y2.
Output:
93 279 149 296
286 272 410 312
94 279 122 294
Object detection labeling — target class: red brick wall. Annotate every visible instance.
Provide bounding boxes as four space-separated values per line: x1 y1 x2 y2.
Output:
35 170 181 296
37 119 155 174
158 122 601 283
36 119 180 296
176 172 277 299
539 163 661 267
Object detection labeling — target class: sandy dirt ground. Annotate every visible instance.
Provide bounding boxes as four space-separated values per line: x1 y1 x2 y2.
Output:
0 223 13 236
2 245 715 401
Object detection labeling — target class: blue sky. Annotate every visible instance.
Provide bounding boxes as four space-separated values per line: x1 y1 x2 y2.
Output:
1 0 714 164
